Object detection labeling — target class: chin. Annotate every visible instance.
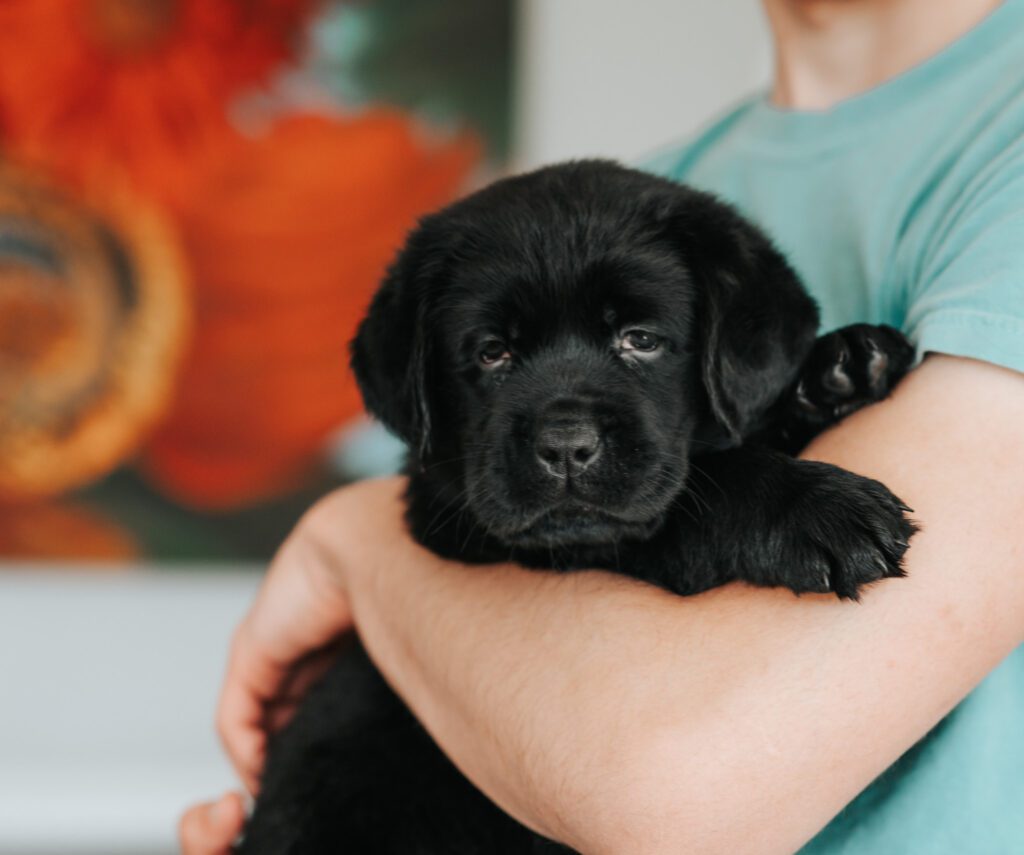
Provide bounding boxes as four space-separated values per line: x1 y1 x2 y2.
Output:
500 506 666 551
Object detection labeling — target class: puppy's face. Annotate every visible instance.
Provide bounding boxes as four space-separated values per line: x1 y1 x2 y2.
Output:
437 239 701 548
353 161 817 552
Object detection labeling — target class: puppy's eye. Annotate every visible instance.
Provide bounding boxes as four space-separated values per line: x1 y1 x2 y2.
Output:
621 329 661 353
479 338 511 366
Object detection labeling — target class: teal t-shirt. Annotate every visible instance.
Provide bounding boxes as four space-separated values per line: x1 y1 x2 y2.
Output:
646 1 1024 852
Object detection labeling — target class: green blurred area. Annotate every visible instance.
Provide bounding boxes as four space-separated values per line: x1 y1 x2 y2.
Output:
76 465 349 563
312 0 515 160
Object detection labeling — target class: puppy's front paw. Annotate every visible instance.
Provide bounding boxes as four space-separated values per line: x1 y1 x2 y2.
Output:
782 464 917 600
795 324 915 421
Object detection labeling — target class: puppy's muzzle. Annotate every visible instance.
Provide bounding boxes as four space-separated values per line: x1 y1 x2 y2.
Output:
534 417 603 478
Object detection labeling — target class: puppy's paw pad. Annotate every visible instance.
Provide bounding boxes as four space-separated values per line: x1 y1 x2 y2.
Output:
799 324 915 419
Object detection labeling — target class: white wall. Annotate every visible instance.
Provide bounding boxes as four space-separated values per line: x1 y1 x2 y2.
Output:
513 0 772 168
0 570 261 855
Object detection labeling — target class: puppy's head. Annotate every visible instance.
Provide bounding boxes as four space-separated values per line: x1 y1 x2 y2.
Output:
352 161 817 550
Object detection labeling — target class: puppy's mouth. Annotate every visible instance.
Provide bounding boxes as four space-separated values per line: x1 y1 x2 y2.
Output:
502 501 659 549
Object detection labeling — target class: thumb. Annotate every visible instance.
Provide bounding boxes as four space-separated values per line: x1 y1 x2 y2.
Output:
179 791 246 855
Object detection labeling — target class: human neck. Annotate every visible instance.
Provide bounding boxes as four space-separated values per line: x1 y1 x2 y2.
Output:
763 0 1003 109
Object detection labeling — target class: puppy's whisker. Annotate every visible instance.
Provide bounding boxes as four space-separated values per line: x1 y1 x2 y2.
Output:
422 484 467 525
688 462 728 502
666 496 701 527
423 486 462 515
419 452 474 473
459 511 483 555
682 478 713 517
687 437 727 449
423 485 473 537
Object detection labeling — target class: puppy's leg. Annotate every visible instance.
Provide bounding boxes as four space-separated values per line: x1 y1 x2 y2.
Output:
645 447 916 600
756 324 916 454
240 640 554 855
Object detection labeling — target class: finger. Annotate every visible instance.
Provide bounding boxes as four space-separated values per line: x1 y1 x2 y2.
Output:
217 671 267 794
215 791 247 837
178 792 245 855
275 642 345 707
221 640 345 790
218 546 338 779
265 700 301 734
217 625 281 793
216 507 355 791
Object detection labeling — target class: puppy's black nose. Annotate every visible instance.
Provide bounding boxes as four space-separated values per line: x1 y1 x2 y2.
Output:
535 421 602 478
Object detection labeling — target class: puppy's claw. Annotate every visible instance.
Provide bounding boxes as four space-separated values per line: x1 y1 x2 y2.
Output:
781 468 916 600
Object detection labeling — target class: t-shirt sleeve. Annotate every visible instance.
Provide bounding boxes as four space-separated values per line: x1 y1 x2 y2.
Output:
906 151 1024 375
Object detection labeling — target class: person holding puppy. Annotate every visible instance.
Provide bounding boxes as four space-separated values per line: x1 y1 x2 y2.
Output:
182 0 1024 852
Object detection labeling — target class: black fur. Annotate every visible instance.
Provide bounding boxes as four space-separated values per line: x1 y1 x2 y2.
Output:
241 161 917 854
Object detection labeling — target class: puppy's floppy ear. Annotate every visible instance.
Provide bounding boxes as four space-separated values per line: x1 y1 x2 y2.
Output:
667 189 819 444
350 225 445 460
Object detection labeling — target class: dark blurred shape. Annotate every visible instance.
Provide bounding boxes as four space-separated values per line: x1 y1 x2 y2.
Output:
0 164 189 500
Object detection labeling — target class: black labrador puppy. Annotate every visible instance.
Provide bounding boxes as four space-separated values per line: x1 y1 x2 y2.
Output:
240 161 917 854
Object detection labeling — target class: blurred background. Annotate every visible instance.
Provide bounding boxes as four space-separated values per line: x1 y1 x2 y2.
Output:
0 1 769 851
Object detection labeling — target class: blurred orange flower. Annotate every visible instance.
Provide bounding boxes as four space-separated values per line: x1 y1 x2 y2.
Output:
0 0 317 203
142 112 478 508
0 164 189 501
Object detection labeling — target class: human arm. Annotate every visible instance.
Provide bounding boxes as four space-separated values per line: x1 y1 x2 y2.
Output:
219 354 1024 853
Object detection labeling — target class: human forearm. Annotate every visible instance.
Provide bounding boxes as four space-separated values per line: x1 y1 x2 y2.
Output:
340 355 1024 854
344 500 989 855
342 485 892 854
345 518 702 851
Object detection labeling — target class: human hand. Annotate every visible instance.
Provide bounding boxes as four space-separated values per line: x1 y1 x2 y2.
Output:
178 792 246 855
216 482 405 793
